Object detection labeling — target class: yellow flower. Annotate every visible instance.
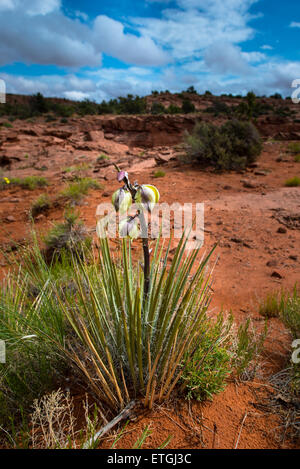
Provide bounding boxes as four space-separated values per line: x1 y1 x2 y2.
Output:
3 177 10 184
135 184 160 212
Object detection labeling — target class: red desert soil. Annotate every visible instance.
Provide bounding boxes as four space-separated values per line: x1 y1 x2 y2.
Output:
0 114 299 449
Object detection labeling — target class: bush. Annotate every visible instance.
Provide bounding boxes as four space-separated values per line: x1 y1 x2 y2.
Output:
285 176 300 187
59 177 102 203
184 120 262 170
288 142 300 154
181 98 195 113
10 176 48 190
166 104 181 114
43 211 91 258
150 102 165 115
30 194 51 218
153 170 165 178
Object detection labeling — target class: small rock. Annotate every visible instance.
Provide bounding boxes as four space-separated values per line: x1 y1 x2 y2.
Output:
5 215 16 223
271 271 283 279
289 255 298 261
277 226 287 234
241 179 259 189
223 185 232 190
266 260 277 267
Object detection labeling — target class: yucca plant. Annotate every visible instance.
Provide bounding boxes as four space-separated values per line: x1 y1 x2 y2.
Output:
0 168 218 419
53 167 217 411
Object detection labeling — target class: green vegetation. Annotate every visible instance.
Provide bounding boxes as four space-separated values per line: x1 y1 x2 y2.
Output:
153 170 166 178
259 290 287 318
59 177 102 203
288 142 300 154
294 154 300 162
151 102 166 115
184 120 262 171
43 211 91 259
285 176 300 187
97 154 110 162
5 176 49 190
30 194 51 218
181 98 195 114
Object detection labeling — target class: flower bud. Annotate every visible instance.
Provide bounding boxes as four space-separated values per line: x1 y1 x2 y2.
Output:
119 217 140 239
112 188 132 214
117 171 128 183
135 184 160 212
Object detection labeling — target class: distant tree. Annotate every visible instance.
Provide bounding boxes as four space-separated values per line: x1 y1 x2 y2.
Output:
270 92 282 100
181 98 195 113
186 86 197 94
166 104 181 114
30 92 48 114
151 102 166 114
204 90 212 96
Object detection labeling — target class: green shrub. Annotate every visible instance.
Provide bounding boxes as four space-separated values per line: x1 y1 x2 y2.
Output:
184 120 262 170
153 170 165 178
166 104 181 114
97 154 110 162
294 154 300 162
43 211 91 258
2 121 13 128
181 314 232 401
181 98 195 114
259 291 287 318
59 178 102 203
288 142 300 154
280 288 300 340
231 319 267 379
10 176 48 190
285 176 300 187
30 194 51 218
151 102 165 115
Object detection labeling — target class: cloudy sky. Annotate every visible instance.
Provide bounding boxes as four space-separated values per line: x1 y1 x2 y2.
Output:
0 0 299 101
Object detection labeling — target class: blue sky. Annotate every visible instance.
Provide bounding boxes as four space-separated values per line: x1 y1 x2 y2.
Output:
0 0 299 100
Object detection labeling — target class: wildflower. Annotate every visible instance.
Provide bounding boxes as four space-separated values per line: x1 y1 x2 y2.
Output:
112 188 132 214
3 177 10 184
135 184 160 212
119 216 140 239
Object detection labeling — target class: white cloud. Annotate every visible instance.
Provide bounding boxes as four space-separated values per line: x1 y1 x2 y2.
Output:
92 15 170 66
133 0 258 61
0 0 61 15
204 43 251 75
290 21 300 28
0 4 169 68
261 44 273 50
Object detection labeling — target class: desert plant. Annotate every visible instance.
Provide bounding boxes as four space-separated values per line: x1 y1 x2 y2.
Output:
231 319 267 379
285 176 300 187
151 102 165 115
153 170 166 178
9 176 48 190
59 177 102 203
181 98 195 114
43 210 91 258
184 120 262 170
288 142 300 154
30 194 51 218
97 154 110 162
259 290 288 318
294 154 300 162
